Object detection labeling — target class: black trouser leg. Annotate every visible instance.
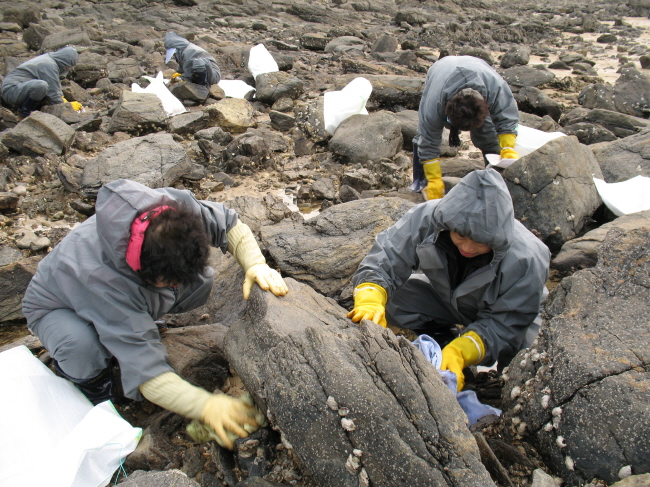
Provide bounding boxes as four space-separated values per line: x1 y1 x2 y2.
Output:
53 359 117 405
19 97 42 118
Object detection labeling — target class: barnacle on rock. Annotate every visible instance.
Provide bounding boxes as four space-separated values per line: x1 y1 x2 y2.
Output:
565 456 575 471
618 465 632 479
541 394 551 409
510 386 521 400
556 436 566 448
341 418 356 431
326 396 338 410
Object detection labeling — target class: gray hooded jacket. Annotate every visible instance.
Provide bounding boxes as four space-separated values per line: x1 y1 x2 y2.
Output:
352 169 550 364
416 56 519 162
1 46 78 106
164 32 221 85
22 179 238 399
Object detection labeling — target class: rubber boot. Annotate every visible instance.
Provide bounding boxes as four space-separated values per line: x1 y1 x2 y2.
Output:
52 359 117 406
18 97 42 118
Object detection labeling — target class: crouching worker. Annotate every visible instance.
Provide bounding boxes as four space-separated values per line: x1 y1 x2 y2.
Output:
164 31 221 88
22 179 288 449
412 55 519 200
348 168 550 391
1 46 81 118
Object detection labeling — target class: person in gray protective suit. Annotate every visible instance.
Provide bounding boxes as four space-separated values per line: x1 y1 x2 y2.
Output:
348 168 550 391
412 55 520 201
1 46 80 118
164 31 221 88
22 179 288 449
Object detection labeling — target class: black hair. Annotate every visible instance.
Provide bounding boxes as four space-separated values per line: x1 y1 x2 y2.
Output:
445 89 490 131
138 200 210 286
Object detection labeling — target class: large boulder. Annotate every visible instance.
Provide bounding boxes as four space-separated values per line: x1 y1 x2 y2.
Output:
499 65 555 88
560 107 650 139
329 111 403 164
579 67 650 118
255 72 304 103
80 133 191 196
225 278 497 487
335 75 425 110
1 111 75 156
260 197 414 297
501 228 650 485
502 136 603 252
590 127 650 182
207 99 257 134
0 256 41 323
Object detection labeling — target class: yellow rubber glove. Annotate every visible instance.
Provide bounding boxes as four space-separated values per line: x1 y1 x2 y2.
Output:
441 331 485 392
422 158 445 200
187 392 267 447
498 133 519 159
139 372 260 450
227 221 288 300
200 394 261 449
172 72 182 78
347 282 388 327
62 96 68 103
70 101 82 111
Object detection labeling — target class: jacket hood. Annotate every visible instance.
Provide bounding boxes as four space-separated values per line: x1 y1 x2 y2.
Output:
433 168 514 263
164 31 190 51
49 46 78 70
95 179 172 274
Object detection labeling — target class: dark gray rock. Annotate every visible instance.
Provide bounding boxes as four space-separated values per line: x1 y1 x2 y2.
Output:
169 81 210 103
591 127 650 182
560 107 650 138
255 72 304 103
501 228 650 485
106 57 143 83
329 111 403 164
260 197 414 296
500 46 531 69
107 91 167 135
40 28 91 52
225 278 497 487
81 133 191 194
167 110 210 135
295 98 328 144
0 256 40 323
22 23 54 51
324 36 366 54
371 34 398 54
440 157 484 178
561 122 617 144
335 75 425 110
224 194 293 236
579 67 650 118
312 177 337 200
502 135 603 252
339 184 361 202
269 110 295 132
0 246 23 266
519 112 561 132
1 111 75 157
459 46 494 66
118 469 200 487
551 210 650 272
393 109 418 151
500 65 555 88
300 33 330 51
514 86 562 121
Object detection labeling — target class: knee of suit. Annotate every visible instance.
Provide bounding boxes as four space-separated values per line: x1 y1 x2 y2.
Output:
28 80 49 101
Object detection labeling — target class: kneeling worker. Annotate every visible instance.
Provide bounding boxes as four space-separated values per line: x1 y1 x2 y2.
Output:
348 168 550 391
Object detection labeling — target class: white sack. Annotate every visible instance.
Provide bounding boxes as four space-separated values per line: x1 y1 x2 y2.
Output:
486 125 566 168
0 346 141 487
217 79 256 99
132 71 187 117
323 77 373 136
593 175 650 217
248 44 279 80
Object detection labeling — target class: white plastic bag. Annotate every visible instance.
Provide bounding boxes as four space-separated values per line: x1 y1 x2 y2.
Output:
217 79 256 99
323 77 373 136
0 346 141 487
132 71 187 117
486 125 566 168
248 44 279 80
593 175 650 216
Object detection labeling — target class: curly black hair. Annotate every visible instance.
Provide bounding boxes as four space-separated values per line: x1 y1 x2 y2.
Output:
445 89 490 131
138 200 210 286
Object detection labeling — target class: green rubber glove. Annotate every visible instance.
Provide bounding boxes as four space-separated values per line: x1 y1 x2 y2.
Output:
441 331 485 391
422 158 445 200
347 282 387 327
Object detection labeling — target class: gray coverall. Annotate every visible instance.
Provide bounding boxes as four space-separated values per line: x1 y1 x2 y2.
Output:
416 55 519 162
1 46 78 109
164 31 221 87
352 168 550 366
22 179 238 400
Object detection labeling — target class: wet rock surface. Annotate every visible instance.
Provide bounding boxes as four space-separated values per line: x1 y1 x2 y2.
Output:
1 0 650 485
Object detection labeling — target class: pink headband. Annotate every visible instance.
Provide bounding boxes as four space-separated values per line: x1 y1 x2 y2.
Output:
126 205 174 272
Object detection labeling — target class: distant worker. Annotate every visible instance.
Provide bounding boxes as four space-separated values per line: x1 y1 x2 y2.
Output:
164 31 221 88
23 178 288 449
348 169 550 391
412 55 520 200
1 46 82 118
